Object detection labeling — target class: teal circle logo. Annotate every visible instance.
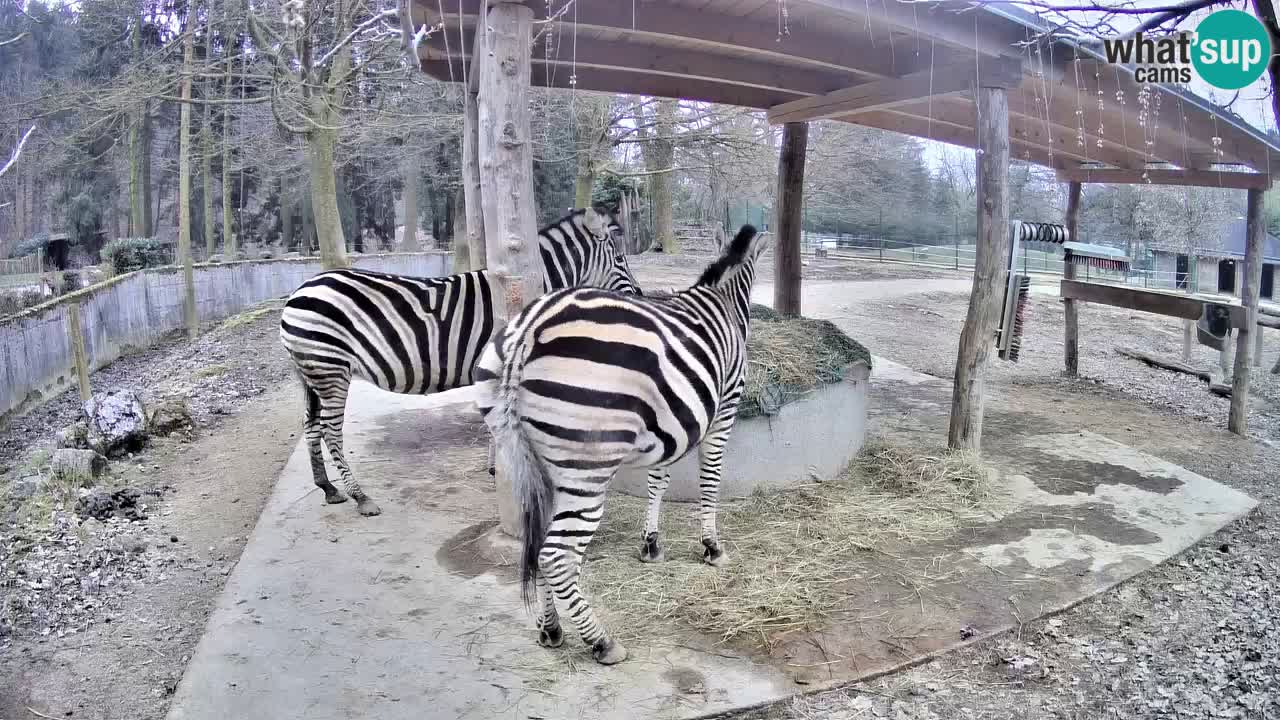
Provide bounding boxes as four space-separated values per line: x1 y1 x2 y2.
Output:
1192 10 1272 90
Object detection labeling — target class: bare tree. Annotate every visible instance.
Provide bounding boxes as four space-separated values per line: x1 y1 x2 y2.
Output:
0 125 36 180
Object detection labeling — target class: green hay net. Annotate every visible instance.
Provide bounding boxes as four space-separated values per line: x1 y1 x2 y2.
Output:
739 303 871 419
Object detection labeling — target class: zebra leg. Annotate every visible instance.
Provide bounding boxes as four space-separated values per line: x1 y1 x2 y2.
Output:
638 469 670 563
302 381 346 504
317 379 382 517
698 415 737 567
538 480 626 664
535 571 563 648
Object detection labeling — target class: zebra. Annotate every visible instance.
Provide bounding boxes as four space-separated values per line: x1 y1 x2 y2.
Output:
474 224 766 665
280 207 642 518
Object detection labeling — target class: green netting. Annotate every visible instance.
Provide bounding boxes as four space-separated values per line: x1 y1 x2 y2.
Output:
739 304 871 419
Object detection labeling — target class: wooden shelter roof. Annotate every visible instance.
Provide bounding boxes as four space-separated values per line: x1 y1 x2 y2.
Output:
409 0 1279 185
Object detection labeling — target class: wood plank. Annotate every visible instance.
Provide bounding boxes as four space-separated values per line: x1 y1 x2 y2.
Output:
948 85 1009 453
806 0 1024 58
426 30 854 97
1055 168 1272 190
415 0 926 80
767 57 1021 124
846 110 1065 169
774 122 807 317
1060 279 1247 327
1114 347 1230 397
66 303 92 403
1229 188 1265 435
478 1 539 537
1063 181 1082 376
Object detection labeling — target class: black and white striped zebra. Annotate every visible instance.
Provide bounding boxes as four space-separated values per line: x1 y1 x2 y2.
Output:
280 207 641 517
474 224 765 664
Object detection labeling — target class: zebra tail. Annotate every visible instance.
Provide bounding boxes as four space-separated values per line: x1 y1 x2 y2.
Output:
488 357 553 609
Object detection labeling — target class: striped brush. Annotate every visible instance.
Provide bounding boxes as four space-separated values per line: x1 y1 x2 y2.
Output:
998 273 1031 362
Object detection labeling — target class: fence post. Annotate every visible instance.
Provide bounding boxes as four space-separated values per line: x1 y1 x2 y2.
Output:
879 237 884 262
66 303 92 402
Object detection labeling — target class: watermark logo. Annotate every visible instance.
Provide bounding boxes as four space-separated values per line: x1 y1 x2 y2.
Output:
1102 9 1271 90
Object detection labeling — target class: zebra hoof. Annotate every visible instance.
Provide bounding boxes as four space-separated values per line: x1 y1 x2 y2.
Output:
324 490 349 504
538 624 564 648
356 499 382 516
591 639 628 665
702 539 728 567
638 534 664 563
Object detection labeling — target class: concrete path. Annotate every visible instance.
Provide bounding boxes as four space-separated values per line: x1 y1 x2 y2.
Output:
166 276 1257 720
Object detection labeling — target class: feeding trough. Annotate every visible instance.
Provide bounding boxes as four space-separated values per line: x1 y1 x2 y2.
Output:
615 305 872 502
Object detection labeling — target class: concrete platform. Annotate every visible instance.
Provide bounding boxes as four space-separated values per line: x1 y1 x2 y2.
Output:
167 362 1256 720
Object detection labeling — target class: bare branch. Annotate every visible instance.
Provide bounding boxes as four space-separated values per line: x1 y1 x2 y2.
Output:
0 124 37 179
0 31 30 48
315 9 400 69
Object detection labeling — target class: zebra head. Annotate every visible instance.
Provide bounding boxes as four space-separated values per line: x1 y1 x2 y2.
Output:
582 204 641 296
694 224 766 328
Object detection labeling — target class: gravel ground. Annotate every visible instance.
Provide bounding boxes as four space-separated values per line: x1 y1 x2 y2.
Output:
0 300 295 644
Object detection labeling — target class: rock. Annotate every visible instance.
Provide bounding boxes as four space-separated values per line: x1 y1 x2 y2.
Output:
13 475 46 499
51 449 109 486
207 254 225 264
76 486 146 521
148 397 194 435
83 391 148 457
55 421 91 449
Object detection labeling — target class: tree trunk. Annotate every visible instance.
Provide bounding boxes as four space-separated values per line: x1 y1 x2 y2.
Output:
307 114 348 269
655 98 675 252
443 189 454 243
177 23 198 340
1229 189 1265 434
948 86 1010 452
462 87 486 268
774 121 807 317
401 158 419 251
479 1 539 537
281 188 294 251
429 183 441 245
128 108 151 237
574 155 595 208
1063 181 1082 375
201 1 215 259
221 29 236 258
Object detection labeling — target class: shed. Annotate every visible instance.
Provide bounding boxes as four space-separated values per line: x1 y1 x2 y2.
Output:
1151 218 1280 297
403 0 1277 501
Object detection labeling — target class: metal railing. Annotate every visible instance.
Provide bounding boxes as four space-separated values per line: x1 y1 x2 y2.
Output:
801 232 1201 292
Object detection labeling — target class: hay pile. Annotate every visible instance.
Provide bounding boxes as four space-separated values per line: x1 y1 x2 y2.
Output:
739 303 871 418
584 440 998 650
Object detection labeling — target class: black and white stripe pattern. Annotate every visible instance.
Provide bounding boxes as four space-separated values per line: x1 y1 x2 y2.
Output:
474 225 766 664
280 208 640 517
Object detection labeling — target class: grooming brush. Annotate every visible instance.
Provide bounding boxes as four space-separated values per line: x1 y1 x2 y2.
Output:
999 274 1031 362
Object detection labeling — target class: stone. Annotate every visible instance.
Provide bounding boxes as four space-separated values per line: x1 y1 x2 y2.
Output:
13 475 46 499
56 421 91 449
83 391 148 457
148 397 194 435
51 449 109 486
207 254 225 264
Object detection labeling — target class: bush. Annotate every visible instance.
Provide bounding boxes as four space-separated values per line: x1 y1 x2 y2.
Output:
101 238 169 273
0 289 49 318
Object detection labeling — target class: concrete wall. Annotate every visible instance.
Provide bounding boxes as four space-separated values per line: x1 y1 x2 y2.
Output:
0 252 451 420
614 361 871 502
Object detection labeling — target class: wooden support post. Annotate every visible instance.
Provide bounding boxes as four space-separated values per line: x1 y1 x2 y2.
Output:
1255 324 1264 368
66 303 92 402
463 81 486 270
1229 188 1265 435
1062 181 1081 375
479 1 539 537
948 86 1009 452
774 121 808 317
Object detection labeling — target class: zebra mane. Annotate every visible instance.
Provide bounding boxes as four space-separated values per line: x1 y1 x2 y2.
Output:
694 225 760 288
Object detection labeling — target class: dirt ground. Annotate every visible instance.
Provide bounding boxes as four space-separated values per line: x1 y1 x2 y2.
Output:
2 254 1277 719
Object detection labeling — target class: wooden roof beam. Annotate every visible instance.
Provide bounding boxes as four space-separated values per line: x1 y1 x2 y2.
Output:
416 0 929 81
423 31 855 98
1056 167 1273 190
767 56 1022 124
844 109 1075 170
804 0 1023 57
419 59 807 109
